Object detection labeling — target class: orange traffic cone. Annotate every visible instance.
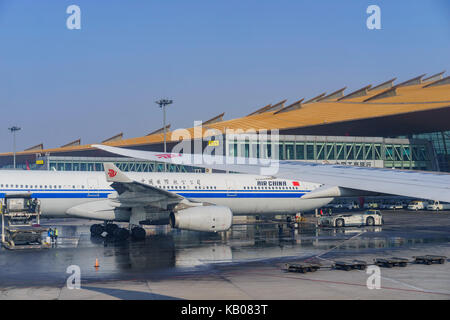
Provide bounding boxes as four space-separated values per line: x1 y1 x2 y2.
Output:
94 258 100 268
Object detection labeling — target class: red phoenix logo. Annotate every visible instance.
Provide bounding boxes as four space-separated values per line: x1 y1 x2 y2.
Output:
292 181 300 186
108 169 117 178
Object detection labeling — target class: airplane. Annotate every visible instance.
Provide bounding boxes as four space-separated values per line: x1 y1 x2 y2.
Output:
0 162 335 240
91 144 450 232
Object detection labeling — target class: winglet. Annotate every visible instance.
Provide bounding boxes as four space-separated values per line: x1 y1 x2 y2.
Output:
103 163 133 183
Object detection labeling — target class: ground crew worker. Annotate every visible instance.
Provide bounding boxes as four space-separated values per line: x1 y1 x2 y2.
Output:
27 198 33 213
48 228 53 243
54 228 58 242
31 199 38 213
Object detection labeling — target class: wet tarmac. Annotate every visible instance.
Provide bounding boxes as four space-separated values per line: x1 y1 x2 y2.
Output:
1 210 450 299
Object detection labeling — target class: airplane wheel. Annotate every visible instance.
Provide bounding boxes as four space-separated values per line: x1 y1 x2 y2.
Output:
105 223 119 235
113 228 129 240
131 227 146 240
90 224 105 236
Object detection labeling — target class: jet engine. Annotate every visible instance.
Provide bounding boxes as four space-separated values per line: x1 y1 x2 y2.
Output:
169 206 233 232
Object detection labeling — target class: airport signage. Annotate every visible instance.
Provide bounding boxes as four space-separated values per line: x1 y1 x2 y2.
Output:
208 140 220 147
305 160 384 168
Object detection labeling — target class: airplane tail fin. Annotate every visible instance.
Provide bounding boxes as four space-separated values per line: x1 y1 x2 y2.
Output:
103 163 132 183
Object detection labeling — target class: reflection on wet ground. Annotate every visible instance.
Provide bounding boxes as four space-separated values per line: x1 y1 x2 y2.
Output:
0 211 449 287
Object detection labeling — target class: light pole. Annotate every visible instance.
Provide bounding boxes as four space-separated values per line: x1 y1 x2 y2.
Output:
155 99 173 172
8 126 21 169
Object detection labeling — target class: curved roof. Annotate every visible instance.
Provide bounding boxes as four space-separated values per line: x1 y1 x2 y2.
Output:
2 74 449 157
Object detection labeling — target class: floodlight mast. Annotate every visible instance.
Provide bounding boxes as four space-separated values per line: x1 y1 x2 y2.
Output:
8 126 21 169
155 99 173 172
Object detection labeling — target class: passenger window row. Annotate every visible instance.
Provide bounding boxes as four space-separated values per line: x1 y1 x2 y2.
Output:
159 185 218 190
0 184 85 189
154 185 299 191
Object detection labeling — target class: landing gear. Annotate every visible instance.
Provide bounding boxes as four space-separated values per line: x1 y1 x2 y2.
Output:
90 223 119 237
113 227 130 240
131 227 146 240
90 222 147 241
90 224 105 236
105 223 119 235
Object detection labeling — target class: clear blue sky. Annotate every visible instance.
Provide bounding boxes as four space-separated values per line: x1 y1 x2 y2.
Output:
0 0 449 152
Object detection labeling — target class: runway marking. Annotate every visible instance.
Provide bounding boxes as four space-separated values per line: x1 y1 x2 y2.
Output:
305 231 367 263
56 286 64 300
248 272 450 297
219 274 254 299
378 273 450 295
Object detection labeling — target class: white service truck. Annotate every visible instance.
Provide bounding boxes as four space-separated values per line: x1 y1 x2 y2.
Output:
426 201 450 211
386 202 404 210
407 200 429 211
318 210 383 228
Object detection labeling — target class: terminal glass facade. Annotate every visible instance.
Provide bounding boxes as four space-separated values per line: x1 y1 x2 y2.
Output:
45 157 203 173
226 135 435 171
1 135 436 172
410 131 450 172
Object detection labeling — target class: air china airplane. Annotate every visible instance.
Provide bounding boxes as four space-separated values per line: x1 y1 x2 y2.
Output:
0 163 333 239
91 144 450 235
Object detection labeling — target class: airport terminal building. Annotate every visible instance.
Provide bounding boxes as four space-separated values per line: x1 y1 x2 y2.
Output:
1 72 449 173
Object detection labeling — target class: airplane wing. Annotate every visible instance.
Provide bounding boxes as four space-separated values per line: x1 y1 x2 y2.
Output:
103 162 183 208
94 145 450 202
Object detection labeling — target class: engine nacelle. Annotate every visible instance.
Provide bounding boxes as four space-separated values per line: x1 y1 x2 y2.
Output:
170 206 233 232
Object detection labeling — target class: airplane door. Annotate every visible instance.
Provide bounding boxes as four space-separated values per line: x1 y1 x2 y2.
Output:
226 180 237 197
87 178 100 197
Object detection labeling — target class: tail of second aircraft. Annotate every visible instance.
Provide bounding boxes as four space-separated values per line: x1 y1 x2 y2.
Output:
103 163 132 183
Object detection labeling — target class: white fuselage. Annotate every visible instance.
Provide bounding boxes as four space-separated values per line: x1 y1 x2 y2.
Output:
0 170 332 219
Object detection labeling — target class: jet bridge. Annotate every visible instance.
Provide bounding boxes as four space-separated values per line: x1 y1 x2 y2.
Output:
1 194 49 249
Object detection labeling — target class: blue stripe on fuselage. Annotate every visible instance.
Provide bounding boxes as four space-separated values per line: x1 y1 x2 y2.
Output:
177 192 305 198
0 189 307 199
0 192 111 199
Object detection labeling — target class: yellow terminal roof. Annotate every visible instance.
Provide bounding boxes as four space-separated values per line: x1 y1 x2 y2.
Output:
2 75 449 157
